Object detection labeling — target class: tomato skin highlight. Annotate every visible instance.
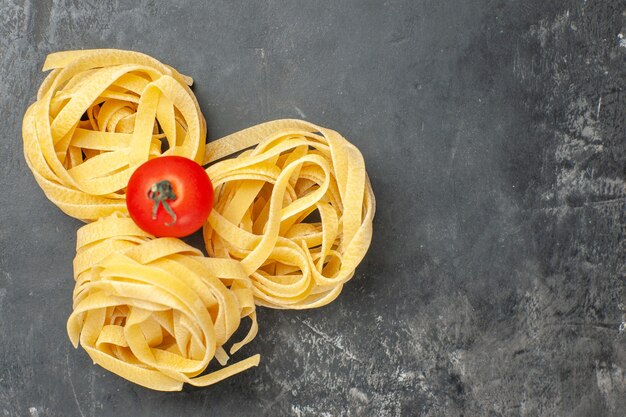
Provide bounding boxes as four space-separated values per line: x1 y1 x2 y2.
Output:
126 156 213 238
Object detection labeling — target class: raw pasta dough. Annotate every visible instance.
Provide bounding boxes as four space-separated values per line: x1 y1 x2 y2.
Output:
68 214 259 391
203 120 376 309
22 49 206 222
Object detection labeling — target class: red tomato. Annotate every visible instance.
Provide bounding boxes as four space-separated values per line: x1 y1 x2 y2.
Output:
126 156 213 238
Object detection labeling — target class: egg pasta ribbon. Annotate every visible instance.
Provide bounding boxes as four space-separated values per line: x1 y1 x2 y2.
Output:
22 49 206 222
203 119 376 309
68 214 259 391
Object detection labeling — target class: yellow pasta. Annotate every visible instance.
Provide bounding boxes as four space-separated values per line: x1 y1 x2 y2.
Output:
203 120 376 309
23 50 377 390
68 214 259 391
22 49 206 222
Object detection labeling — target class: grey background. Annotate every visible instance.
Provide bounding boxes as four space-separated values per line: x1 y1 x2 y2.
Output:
1 0 624 416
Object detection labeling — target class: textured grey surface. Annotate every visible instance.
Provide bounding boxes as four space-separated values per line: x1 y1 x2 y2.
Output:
0 0 625 416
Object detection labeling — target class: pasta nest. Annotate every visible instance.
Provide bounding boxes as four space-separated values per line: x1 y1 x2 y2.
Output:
203 120 376 309
22 49 206 222
68 214 259 391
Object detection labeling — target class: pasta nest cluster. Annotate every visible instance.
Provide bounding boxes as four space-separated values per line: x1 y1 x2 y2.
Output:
22 49 376 391
22 49 206 222
69 215 259 391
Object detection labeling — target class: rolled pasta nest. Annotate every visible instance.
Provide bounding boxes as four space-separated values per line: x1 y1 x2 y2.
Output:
203 120 376 309
68 214 259 391
22 49 206 222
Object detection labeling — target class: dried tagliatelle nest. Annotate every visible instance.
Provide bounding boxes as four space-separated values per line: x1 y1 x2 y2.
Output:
69 214 259 391
203 120 376 309
22 49 206 222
